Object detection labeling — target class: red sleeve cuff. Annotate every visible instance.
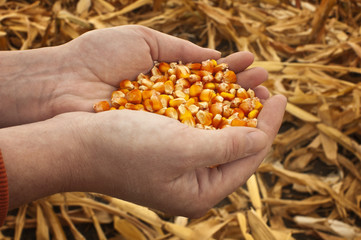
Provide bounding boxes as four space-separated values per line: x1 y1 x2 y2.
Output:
0 149 9 226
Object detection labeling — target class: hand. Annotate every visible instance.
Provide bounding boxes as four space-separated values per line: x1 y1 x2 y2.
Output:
0 25 221 127
64 95 286 218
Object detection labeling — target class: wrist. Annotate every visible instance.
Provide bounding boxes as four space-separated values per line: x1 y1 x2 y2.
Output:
0 45 78 127
0 113 89 209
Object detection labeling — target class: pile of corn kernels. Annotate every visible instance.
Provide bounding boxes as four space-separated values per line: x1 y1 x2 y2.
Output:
93 59 263 129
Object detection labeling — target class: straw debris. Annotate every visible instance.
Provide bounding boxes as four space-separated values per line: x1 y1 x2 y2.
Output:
1 0 360 239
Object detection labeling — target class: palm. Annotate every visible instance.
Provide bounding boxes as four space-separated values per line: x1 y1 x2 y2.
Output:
51 25 221 115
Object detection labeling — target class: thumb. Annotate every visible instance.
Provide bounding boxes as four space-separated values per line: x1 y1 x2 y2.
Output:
137 26 221 63
184 126 268 169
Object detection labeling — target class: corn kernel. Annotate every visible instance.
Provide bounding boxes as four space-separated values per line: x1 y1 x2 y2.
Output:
93 101 110 112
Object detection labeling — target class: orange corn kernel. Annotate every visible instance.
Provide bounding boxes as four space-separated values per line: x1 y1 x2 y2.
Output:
233 108 245 119
214 63 228 73
201 59 215 73
210 102 223 116
223 70 237 83
143 99 153 112
240 98 253 114
186 62 202 70
111 91 126 107
142 89 157 100
231 118 247 127
150 94 163 111
175 65 191 79
236 88 248 99
247 118 258 128
119 79 134 90
126 89 142 104
93 101 110 112
158 62 170 73
189 84 203 97
199 89 216 102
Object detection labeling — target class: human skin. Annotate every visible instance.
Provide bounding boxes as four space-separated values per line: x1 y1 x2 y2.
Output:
0 25 287 217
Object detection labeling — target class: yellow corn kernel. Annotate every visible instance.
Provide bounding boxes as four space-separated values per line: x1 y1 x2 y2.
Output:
214 71 224 83
139 77 154 89
178 104 193 121
159 94 171 108
110 107 117 110
165 107 178 120
152 82 165 93
254 99 263 110
164 80 175 94
185 97 197 107
188 74 201 83
204 82 216 90
248 109 259 119
222 105 234 118
247 118 258 128
220 92 235 101
212 114 222 128
189 84 203 97
169 98 186 108
187 104 199 116
196 110 213 126
182 117 196 128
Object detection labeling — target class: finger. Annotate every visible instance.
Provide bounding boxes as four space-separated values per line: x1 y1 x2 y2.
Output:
237 67 268 89
182 125 268 169
195 94 287 202
217 51 254 72
137 26 221 63
254 86 270 100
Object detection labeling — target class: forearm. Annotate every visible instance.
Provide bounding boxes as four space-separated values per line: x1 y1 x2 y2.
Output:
0 115 83 209
0 46 72 127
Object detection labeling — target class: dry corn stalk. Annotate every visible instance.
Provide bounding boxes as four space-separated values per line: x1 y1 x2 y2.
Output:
93 59 263 129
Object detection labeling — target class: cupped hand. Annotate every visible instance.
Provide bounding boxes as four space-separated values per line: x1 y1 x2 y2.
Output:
64 92 286 218
50 25 220 115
